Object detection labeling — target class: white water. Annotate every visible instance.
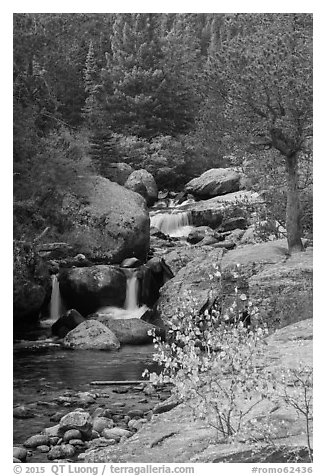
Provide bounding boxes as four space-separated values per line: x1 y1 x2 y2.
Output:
41 274 64 327
150 211 193 238
124 270 139 310
51 275 62 320
96 268 148 320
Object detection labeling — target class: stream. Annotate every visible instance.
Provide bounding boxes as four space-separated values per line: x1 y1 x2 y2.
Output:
13 343 159 445
13 199 188 453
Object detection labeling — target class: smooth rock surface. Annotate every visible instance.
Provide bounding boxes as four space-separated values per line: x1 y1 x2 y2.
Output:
59 265 126 316
63 320 120 350
249 249 313 328
24 434 50 448
185 168 241 198
63 175 150 263
94 317 162 344
13 447 28 462
156 248 223 327
125 169 158 206
59 411 93 439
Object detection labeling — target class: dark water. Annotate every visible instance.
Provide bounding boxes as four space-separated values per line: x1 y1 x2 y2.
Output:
14 344 156 397
13 343 158 445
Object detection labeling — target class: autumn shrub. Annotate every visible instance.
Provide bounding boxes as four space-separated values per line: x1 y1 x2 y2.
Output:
275 366 313 461
144 264 271 440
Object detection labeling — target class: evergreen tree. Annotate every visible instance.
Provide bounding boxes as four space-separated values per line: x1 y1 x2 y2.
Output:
202 13 312 253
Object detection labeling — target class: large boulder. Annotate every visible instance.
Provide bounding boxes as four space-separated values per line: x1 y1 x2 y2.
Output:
51 309 86 338
187 226 215 244
124 169 158 206
156 249 224 327
180 191 260 229
221 238 289 276
63 320 120 350
105 163 134 185
249 248 313 329
63 176 149 263
58 265 126 316
160 245 217 275
185 168 241 199
220 240 313 330
94 317 163 344
140 257 174 307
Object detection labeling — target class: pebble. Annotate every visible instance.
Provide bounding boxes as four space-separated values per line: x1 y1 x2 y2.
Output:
101 428 133 441
112 414 125 423
13 446 27 462
47 444 75 460
24 434 50 448
102 409 113 418
63 429 83 442
56 396 76 405
37 445 50 453
69 439 85 446
87 438 116 449
13 406 35 419
93 417 114 433
112 388 128 394
59 411 92 439
49 437 60 446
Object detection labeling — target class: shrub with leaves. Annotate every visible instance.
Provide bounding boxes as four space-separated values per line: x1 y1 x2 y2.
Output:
274 366 313 461
144 264 270 440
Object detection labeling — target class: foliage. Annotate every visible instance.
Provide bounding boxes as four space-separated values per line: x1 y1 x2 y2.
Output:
13 13 313 253
145 263 313 457
276 366 313 462
199 13 312 251
144 264 270 440
14 126 92 242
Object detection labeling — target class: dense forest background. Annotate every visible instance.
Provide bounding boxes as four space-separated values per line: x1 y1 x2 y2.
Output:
13 13 313 246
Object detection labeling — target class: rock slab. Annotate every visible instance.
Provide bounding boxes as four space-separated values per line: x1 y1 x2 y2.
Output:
185 168 241 198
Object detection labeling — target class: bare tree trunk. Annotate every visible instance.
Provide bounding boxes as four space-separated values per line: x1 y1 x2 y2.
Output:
286 153 304 253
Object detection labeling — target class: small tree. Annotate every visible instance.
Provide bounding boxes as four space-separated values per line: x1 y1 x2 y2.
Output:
203 14 312 253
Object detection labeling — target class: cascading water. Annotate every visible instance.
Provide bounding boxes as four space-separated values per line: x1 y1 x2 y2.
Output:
96 268 148 320
51 274 64 321
124 269 139 311
41 274 64 327
150 210 193 238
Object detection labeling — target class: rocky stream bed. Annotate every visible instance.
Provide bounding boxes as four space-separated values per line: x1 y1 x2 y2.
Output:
13 168 313 464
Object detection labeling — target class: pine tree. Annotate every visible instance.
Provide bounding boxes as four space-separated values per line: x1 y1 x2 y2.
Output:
202 13 312 253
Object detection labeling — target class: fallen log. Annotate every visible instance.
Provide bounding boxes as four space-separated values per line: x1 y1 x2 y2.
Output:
90 380 148 386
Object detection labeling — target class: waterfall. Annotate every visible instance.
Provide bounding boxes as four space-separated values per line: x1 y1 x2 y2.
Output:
124 269 139 311
50 274 63 322
40 274 64 327
96 268 148 320
150 211 193 238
